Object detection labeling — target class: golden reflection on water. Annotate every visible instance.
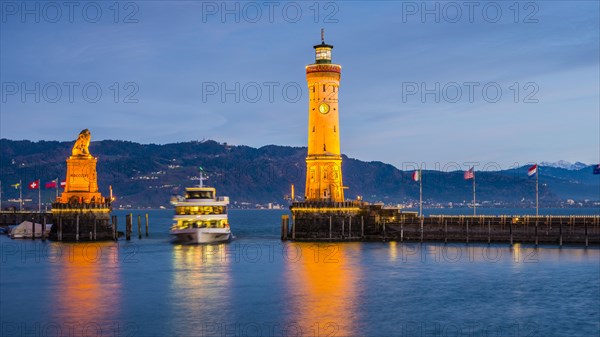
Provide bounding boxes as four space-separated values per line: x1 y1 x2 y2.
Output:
285 242 362 337
170 244 230 335
389 241 399 261
50 242 121 329
510 243 600 265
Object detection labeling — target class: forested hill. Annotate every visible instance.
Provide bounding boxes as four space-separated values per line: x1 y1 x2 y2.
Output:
1 139 598 208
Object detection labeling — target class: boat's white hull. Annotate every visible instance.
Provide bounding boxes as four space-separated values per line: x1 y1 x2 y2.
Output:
169 227 231 244
9 227 52 239
10 232 48 239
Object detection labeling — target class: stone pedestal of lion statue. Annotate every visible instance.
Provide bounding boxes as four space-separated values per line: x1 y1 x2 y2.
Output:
50 129 114 241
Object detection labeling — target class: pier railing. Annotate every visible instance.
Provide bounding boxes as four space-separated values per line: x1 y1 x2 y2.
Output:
284 213 600 246
0 210 52 227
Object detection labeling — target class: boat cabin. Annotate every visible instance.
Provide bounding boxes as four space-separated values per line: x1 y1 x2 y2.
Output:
185 187 216 200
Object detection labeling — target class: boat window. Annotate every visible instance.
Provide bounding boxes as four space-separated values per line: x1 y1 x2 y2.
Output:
177 219 228 229
175 206 226 215
185 191 214 199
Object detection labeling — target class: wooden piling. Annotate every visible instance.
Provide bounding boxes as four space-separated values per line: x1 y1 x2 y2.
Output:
349 216 352 239
145 213 149 237
570 216 574 232
32 216 36 240
585 220 588 247
341 218 345 239
487 220 490 244
559 220 563 247
126 214 131 241
400 221 404 242
138 215 142 240
112 215 117 241
420 217 424 243
93 218 97 241
509 218 513 245
535 219 538 247
329 216 332 239
281 215 288 241
285 216 289 240
59 217 62 241
291 215 295 240
466 220 469 243
76 214 79 242
382 219 386 241
444 220 447 244
361 216 364 239
42 216 46 241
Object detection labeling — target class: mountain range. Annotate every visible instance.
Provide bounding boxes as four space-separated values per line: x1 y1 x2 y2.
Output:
0 139 598 208
539 160 589 170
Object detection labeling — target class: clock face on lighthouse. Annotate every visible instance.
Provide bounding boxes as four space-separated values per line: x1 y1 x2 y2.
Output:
318 103 330 114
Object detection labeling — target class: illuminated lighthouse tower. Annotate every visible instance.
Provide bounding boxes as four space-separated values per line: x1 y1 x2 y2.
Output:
304 30 345 202
285 32 402 241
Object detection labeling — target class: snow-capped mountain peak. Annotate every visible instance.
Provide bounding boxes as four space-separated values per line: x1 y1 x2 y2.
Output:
539 160 588 170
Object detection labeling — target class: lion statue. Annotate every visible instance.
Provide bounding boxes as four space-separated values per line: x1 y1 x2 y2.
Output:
71 129 91 157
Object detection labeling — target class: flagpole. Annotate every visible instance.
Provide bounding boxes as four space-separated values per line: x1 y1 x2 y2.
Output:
419 169 423 218
55 178 59 200
38 182 41 213
536 165 539 217
19 179 22 211
473 171 476 216
0 181 2 211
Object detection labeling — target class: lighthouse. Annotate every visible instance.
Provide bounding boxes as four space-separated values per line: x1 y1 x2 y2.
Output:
286 31 401 242
304 29 345 202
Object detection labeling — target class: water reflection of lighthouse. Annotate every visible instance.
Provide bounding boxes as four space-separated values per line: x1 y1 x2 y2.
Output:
285 242 363 336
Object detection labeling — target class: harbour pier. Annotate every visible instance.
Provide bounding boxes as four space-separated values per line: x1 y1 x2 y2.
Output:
0 211 51 228
282 208 600 246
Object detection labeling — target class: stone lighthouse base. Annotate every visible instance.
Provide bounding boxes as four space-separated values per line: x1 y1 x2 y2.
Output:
286 201 406 240
50 202 113 241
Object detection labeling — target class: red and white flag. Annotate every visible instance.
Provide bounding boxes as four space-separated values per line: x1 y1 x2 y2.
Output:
45 180 57 189
60 180 67 188
28 179 40 189
412 170 420 182
528 164 538 177
464 167 474 180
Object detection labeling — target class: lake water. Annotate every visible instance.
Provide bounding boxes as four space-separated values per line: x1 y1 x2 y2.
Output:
1 209 599 337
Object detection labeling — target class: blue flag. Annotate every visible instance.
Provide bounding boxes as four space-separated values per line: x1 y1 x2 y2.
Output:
594 164 600 175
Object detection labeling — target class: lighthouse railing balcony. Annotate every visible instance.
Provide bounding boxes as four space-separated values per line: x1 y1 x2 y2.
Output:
52 200 112 210
291 200 364 210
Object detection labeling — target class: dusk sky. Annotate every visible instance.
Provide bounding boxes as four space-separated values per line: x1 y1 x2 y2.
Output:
1 1 598 170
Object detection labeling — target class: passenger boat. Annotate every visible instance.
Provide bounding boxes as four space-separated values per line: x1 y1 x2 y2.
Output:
169 171 232 244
